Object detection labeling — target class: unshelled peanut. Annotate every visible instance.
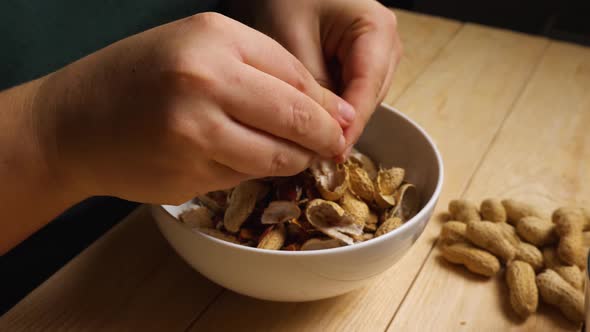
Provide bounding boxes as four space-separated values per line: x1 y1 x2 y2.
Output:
480 198 507 223
465 221 517 262
448 199 481 223
515 216 556 247
502 199 544 224
440 221 468 245
543 247 585 290
514 242 544 272
552 207 587 268
506 261 538 318
440 242 500 277
536 269 585 323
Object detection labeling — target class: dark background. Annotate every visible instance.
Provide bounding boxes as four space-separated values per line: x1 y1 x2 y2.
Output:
381 0 590 46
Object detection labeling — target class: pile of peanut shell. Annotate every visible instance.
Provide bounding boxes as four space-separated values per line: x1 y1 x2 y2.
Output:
438 198 590 324
177 149 420 251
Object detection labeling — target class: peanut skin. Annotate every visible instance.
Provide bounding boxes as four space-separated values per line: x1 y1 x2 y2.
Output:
506 261 538 318
440 242 500 277
480 198 507 223
449 199 481 223
465 221 517 262
515 216 557 247
536 269 585 323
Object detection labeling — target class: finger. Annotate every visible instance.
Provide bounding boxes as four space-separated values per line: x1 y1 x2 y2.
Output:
197 160 252 191
378 31 402 102
193 110 314 177
338 17 398 146
218 61 346 158
274 25 336 90
226 20 356 127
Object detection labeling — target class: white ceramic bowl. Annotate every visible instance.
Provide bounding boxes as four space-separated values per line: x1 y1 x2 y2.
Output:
152 104 444 302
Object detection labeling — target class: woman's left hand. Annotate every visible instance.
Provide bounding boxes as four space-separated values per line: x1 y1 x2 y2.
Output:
251 0 403 157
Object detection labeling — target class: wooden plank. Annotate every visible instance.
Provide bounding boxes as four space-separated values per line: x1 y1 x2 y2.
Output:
384 9 462 103
389 41 590 331
0 206 223 331
189 24 548 332
0 9 461 332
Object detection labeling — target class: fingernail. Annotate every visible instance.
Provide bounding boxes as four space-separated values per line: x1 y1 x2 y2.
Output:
338 100 356 123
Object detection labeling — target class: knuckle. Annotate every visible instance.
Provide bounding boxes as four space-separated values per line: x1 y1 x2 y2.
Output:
290 60 313 94
162 50 218 93
287 99 314 137
268 150 292 176
186 12 228 30
197 117 225 153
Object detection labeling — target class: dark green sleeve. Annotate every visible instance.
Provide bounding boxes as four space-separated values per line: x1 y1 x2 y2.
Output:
0 0 221 90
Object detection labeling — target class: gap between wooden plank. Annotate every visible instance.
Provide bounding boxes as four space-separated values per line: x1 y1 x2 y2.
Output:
384 38 551 332
388 40 590 331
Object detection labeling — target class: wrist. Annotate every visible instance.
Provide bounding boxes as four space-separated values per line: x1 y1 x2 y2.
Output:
27 75 90 205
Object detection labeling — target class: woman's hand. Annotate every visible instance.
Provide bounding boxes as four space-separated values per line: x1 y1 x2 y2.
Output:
35 12 352 205
248 0 403 155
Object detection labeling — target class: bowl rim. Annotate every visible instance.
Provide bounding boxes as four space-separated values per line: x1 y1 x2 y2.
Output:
156 103 444 257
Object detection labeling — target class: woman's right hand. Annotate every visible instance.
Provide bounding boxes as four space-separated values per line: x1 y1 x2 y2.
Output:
34 12 354 204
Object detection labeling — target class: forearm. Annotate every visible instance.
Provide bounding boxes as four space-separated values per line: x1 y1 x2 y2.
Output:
0 78 83 254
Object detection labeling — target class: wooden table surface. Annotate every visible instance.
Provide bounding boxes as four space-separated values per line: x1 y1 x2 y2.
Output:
2 8 590 332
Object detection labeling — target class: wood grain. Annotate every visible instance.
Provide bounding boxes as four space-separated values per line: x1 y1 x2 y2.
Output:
0 206 223 331
188 24 548 332
384 9 461 103
389 41 590 332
